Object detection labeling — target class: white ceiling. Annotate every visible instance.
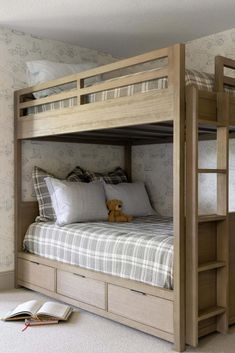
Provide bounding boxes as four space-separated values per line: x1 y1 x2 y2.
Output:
1 0 235 57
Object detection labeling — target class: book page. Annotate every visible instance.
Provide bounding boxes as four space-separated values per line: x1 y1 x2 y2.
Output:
37 301 71 320
6 300 42 319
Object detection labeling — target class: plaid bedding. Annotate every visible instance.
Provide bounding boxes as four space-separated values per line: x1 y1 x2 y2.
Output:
26 69 235 116
23 215 174 289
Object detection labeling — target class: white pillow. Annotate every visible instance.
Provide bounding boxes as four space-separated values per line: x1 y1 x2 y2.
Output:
26 60 100 98
45 177 108 226
104 182 156 217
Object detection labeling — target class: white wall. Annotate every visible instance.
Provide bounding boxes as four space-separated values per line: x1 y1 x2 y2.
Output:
0 26 115 272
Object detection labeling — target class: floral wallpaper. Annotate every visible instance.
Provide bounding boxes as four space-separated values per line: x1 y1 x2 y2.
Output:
22 141 123 201
0 26 115 272
133 139 235 216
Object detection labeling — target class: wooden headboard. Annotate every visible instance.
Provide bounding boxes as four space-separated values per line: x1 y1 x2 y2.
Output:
16 201 38 251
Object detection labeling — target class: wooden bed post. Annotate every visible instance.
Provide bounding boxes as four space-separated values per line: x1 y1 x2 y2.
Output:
168 44 185 352
14 91 22 287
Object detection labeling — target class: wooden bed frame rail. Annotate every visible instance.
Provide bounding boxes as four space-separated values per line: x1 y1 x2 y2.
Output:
18 47 170 116
215 55 235 92
15 45 185 140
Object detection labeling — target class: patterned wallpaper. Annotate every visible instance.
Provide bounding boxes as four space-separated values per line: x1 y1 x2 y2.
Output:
22 141 123 201
133 139 235 216
0 26 115 272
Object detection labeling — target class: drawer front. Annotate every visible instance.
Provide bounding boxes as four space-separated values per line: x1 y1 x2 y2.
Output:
18 258 55 292
57 270 106 309
108 284 173 333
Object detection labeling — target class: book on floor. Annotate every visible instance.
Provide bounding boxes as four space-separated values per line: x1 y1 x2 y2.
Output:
25 318 59 326
2 300 73 321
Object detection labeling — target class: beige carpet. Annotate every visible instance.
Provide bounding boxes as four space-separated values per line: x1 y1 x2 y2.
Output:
0 289 235 353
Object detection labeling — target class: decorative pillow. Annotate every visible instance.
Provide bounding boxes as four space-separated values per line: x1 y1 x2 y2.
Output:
32 166 87 222
45 178 108 226
84 167 128 184
26 60 100 99
104 182 156 217
32 166 56 222
66 166 90 183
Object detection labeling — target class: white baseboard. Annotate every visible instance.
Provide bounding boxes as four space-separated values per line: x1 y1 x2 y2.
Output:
0 271 14 290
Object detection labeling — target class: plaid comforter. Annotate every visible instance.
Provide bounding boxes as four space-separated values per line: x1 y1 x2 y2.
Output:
23 215 174 289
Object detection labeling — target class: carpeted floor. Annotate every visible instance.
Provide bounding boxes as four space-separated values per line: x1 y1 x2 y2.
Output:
0 289 235 353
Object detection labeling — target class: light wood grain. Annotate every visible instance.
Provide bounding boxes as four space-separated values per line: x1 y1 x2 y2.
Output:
229 212 235 323
18 258 55 292
57 270 106 309
18 250 173 300
185 85 198 347
216 92 229 333
108 284 174 334
17 279 174 343
168 43 186 352
17 89 174 140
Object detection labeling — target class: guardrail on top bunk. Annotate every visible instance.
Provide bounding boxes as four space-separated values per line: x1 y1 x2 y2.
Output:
16 44 184 118
215 55 235 92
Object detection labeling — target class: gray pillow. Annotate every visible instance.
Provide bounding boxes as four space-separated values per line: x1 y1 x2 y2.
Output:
45 177 108 226
104 182 156 217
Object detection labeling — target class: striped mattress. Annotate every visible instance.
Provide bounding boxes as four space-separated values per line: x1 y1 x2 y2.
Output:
26 69 235 116
23 215 174 289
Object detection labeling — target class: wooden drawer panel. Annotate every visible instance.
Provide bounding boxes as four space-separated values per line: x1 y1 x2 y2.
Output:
18 258 55 292
57 270 106 309
108 284 173 333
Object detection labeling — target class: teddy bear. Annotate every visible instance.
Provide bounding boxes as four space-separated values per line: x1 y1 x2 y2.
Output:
106 199 133 222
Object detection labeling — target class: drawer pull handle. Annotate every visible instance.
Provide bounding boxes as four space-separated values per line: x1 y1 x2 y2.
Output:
130 289 146 296
73 273 85 278
31 261 40 265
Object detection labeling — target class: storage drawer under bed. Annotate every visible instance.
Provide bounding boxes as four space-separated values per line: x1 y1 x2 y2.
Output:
108 284 174 333
57 269 106 309
18 258 56 292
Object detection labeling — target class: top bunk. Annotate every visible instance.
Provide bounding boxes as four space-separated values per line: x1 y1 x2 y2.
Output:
15 43 235 144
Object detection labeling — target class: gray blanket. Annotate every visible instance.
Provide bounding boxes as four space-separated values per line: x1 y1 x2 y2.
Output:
23 215 173 289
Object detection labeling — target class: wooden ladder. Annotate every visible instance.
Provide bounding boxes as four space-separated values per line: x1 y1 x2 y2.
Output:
186 86 229 346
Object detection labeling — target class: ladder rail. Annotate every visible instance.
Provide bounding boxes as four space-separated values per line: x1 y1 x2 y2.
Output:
185 86 229 346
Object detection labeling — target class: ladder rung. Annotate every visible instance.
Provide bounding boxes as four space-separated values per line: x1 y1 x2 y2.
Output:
198 214 226 223
198 119 227 127
198 306 226 322
198 168 226 174
198 261 226 272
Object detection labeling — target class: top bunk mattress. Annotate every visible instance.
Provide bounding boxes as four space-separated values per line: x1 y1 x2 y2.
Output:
26 69 235 116
23 215 174 289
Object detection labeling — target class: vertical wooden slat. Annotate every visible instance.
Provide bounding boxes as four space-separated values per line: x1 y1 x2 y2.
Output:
78 79 84 105
215 57 225 92
168 43 186 352
185 86 199 346
216 92 229 333
124 145 132 182
14 91 22 287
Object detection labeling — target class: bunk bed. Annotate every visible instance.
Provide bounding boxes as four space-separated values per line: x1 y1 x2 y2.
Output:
14 43 235 352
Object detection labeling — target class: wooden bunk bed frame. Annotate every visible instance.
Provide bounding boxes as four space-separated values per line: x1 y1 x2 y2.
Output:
14 43 235 351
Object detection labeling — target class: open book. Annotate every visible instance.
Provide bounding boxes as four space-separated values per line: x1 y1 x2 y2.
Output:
3 300 73 321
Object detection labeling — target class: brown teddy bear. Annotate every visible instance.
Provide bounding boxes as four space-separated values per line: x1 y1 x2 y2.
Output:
106 199 133 222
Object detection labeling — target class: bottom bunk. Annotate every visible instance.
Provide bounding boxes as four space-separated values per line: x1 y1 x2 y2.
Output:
17 201 235 349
